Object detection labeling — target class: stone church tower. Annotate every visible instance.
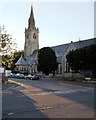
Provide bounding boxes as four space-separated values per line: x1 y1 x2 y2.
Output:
24 6 39 60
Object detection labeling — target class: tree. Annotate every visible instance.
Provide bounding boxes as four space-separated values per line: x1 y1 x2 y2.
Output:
37 47 58 75
2 50 24 72
2 54 14 70
86 44 96 77
13 50 24 63
0 25 17 55
0 25 18 70
66 44 96 77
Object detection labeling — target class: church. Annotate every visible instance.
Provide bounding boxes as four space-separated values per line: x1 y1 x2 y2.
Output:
16 6 39 74
16 6 96 75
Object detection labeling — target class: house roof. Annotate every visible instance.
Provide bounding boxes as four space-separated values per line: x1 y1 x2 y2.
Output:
16 55 27 65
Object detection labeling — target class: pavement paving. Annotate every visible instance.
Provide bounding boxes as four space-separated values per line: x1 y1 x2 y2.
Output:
2 81 20 90
2 78 96 119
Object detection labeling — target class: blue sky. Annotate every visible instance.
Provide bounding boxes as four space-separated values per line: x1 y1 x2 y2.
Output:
0 2 94 50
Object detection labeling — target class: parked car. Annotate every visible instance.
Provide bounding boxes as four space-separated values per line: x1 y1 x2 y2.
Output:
16 73 25 79
25 74 39 80
25 74 33 80
16 73 21 78
9 73 16 78
32 75 39 80
19 74 25 79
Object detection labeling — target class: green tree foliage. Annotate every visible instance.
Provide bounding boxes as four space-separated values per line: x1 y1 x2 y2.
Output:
0 25 17 55
13 50 24 63
2 55 14 70
2 50 24 72
66 44 96 77
0 26 24 72
37 47 58 75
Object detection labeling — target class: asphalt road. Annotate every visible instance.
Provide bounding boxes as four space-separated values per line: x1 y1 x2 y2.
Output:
2 78 96 119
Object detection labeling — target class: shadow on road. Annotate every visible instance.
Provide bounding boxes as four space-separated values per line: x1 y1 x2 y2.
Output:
2 86 50 119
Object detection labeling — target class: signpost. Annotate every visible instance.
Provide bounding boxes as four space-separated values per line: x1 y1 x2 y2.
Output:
0 68 4 74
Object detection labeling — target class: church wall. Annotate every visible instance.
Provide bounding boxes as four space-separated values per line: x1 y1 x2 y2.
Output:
62 42 77 75
24 27 39 60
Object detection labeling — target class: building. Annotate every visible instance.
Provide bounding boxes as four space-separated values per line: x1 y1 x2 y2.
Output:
52 38 96 75
16 6 96 75
24 6 39 60
16 6 39 74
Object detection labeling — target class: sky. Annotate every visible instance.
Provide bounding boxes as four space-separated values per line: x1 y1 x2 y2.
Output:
0 2 94 50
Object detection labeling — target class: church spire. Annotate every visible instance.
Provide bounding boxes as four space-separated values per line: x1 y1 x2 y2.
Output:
28 5 35 29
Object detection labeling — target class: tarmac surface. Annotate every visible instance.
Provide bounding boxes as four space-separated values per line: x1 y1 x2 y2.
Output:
2 77 96 119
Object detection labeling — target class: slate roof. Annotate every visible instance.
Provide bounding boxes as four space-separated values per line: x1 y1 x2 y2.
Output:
74 38 96 48
51 38 96 53
16 55 27 65
16 38 96 65
51 38 96 64
30 50 38 57
51 43 69 53
26 59 37 65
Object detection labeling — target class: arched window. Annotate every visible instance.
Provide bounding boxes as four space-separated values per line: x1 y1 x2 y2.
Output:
33 33 36 39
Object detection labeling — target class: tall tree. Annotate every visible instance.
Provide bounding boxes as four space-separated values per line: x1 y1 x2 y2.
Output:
66 44 96 77
0 25 17 55
0 25 17 71
2 50 24 71
37 47 58 75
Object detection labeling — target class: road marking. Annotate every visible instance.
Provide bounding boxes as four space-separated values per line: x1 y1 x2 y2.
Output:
8 113 15 116
60 83 94 90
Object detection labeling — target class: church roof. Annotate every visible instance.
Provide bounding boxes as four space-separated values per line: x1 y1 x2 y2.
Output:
74 38 96 48
52 38 96 64
16 55 27 65
16 55 37 66
51 38 96 53
30 50 38 57
51 43 69 53
26 59 37 65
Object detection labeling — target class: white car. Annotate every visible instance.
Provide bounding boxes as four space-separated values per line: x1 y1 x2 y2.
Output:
25 74 39 80
25 74 34 80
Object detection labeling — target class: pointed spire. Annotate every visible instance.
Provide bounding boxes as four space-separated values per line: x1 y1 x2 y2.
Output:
28 5 35 29
30 5 33 16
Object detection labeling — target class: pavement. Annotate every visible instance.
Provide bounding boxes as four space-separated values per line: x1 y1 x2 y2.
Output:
2 81 20 90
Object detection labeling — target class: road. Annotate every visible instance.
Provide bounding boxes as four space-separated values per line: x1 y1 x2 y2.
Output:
2 78 95 119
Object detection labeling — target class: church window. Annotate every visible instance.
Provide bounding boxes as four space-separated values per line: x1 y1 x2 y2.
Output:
33 33 36 39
